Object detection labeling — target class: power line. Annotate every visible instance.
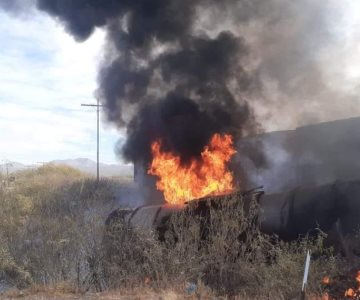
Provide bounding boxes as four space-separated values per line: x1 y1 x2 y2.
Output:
81 98 104 184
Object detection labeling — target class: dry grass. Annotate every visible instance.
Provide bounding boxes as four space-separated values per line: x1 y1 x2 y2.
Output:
2 284 212 300
0 165 120 291
103 193 343 299
0 165 348 299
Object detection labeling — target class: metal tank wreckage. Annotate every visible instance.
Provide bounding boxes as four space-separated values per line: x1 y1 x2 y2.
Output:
106 180 360 256
106 117 360 258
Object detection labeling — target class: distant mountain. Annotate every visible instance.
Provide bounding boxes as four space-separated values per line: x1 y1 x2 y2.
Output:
0 161 28 174
51 158 133 177
0 158 133 178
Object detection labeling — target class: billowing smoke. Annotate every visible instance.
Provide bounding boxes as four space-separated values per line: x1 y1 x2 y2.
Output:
1 0 358 194
32 0 264 170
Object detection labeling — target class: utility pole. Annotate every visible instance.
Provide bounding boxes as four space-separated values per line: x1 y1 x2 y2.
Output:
81 98 104 183
1 160 13 187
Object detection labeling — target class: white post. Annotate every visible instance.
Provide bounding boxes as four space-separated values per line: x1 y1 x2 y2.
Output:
301 250 311 299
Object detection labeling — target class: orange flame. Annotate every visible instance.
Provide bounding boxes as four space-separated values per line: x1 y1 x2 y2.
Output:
321 271 360 299
345 288 355 298
322 276 330 285
148 133 236 205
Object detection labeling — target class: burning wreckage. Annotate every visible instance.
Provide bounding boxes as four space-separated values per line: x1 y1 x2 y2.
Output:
107 179 360 258
27 0 360 294
106 121 360 259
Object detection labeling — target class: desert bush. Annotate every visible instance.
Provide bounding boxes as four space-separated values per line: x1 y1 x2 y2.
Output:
103 220 164 289
0 167 345 298
0 245 32 289
102 192 342 299
0 165 119 290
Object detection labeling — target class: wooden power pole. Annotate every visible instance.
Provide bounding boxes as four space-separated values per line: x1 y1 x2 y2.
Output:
81 98 104 183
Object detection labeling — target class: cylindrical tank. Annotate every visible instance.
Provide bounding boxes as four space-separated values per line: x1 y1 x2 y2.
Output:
106 180 360 244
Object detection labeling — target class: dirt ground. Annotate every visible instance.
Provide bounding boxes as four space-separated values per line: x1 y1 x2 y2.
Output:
1 290 206 300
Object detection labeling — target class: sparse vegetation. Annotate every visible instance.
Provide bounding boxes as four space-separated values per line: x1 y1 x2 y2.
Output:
0 165 349 299
0 164 119 293
103 194 344 299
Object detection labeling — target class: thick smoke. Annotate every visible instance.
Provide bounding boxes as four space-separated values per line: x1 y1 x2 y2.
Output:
34 0 264 168
1 0 358 193
119 32 259 164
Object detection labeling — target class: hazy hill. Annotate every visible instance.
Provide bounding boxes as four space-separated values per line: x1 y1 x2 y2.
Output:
0 162 28 174
51 158 133 177
0 158 133 177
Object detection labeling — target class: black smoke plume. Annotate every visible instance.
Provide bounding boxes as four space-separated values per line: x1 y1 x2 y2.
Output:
34 0 264 169
1 0 358 197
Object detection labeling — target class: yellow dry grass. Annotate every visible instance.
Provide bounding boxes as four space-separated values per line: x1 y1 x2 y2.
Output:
0 164 349 299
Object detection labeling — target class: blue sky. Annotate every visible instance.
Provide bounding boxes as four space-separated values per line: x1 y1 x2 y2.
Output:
0 9 125 165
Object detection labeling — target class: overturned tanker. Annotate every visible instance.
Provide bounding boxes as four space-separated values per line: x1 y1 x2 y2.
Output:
105 189 262 241
106 180 360 254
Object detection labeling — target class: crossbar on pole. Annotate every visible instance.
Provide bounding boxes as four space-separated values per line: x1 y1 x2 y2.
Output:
81 100 104 184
